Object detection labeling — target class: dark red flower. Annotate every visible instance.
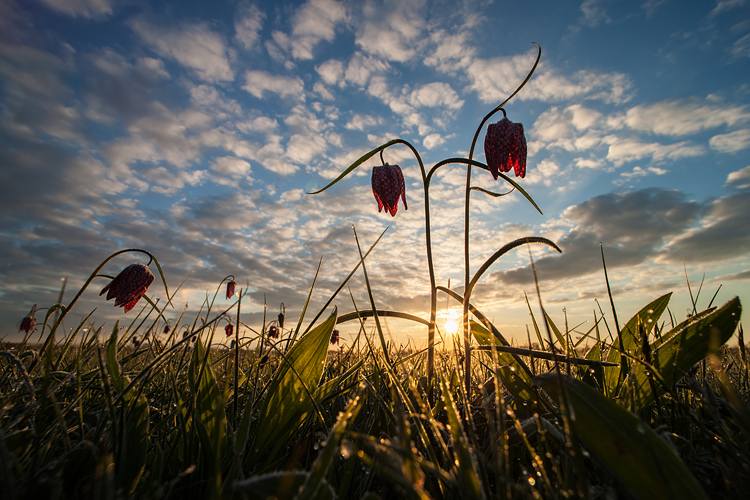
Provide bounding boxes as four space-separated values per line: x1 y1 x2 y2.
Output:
19 305 37 333
225 324 234 337
269 325 279 339
226 280 236 299
133 336 140 348
277 312 284 329
371 163 407 216
164 324 170 334
100 263 155 313
484 118 527 179
330 329 339 345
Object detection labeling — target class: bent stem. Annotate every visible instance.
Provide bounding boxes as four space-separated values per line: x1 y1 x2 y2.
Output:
462 43 543 395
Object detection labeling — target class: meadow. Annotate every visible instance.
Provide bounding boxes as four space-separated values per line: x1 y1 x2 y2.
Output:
2 45 748 499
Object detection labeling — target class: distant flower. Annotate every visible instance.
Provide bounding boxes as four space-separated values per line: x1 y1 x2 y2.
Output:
19 305 37 333
100 263 155 313
230 339 236 349
269 325 279 339
277 312 284 329
371 163 408 216
164 324 170 334
330 329 339 345
225 324 233 337
226 280 236 299
484 117 527 179
192 335 197 343
133 336 140 348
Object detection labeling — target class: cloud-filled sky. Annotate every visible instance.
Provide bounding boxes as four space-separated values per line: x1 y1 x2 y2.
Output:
2 0 749 346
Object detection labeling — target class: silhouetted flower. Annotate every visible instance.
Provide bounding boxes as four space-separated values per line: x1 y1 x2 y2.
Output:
269 325 279 339
278 312 284 329
164 324 170 334
230 339 236 349
226 280 236 299
133 336 140 348
371 163 407 216
484 118 527 179
225 324 233 337
19 305 37 333
330 329 339 345
100 263 155 313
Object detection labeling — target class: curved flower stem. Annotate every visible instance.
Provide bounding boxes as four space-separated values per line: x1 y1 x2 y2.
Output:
462 43 542 396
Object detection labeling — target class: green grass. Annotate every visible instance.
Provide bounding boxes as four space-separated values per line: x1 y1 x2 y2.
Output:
1 259 747 500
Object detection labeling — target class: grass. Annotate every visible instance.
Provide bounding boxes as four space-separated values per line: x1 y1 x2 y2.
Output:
0 256 747 500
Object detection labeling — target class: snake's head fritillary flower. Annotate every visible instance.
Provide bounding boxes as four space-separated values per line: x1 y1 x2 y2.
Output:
100 263 155 313
225 324 233 337
19 305 37 333
330 329 340 345
371 163 408 216
133 336 140 348
277 312 284 329
484 117 527 179
226 280 236 299
269 325 279 339
164 324 170 334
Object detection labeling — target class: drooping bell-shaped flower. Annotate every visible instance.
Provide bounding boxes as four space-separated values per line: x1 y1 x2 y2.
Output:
100 263 155 313
269 325 279 339
484 117 527 179
277 312 284 329
226 280 236 299
225 324 233 337
330 329 340 345
19 304 37 333
371 163 408 216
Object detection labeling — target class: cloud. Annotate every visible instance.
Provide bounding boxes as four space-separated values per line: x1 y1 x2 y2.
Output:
489 188 701 285
423 133 445 150
725 165 750 189
234 2 265 50
243 70 305 99
36 0 116 18
617 99 750 136
661 192 750 262
288 0 347 59
211 156 253 186
466 50 632 105
130 18 233 82
343 52 390 87
579 0 611 27
604 136 705 166
409 82 463 110
316 59 344 85
709 128 750 153
355 0 426 62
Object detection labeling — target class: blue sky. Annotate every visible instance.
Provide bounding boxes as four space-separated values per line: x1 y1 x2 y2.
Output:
2 0 749 347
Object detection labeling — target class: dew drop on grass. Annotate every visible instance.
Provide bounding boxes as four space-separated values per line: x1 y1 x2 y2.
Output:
636 423 647 435
340 441 354 459
528 477 536 486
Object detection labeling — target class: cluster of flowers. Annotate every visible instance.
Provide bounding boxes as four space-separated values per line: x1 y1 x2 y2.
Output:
370 117 527 216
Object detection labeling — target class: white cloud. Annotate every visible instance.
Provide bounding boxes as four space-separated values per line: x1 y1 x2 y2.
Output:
243 70 305 99
605 136 705 166
316 59 344 85
355 0 426 62
36 0 115 18
710 129 750 152
423 133 445 150
236 116 278 133
211 156 253 186
579 0 611 27
130 19 233 82
344 52 390 87
289 0 347 59
345 114 379 131
618 99 750 136
409 82 463 110
726 165 750 189
234 2 265 50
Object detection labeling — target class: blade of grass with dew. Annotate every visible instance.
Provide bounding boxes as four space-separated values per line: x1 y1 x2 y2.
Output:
105 322 149 495
629 297 742 410
188 338 227 499
242 309 337 468
534 373 709 500
603 293 672 396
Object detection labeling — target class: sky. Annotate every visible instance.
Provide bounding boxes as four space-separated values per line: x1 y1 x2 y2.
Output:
1 0 749 348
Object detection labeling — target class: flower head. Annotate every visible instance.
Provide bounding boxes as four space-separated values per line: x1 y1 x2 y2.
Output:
330 329 339 345
226 280 236 299
269 325 279 339
164 324 171 334
371 163 408 216
225 324 233 337
484 117 527 179
277 312 284 329
19 305 37 333
100 263 155 313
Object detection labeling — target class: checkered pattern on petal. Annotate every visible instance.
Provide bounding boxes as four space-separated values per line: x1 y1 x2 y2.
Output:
484 117 527 179
371 163 408 216
100 263 155 313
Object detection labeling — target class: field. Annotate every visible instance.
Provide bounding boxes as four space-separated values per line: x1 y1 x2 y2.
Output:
1 264 747 499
